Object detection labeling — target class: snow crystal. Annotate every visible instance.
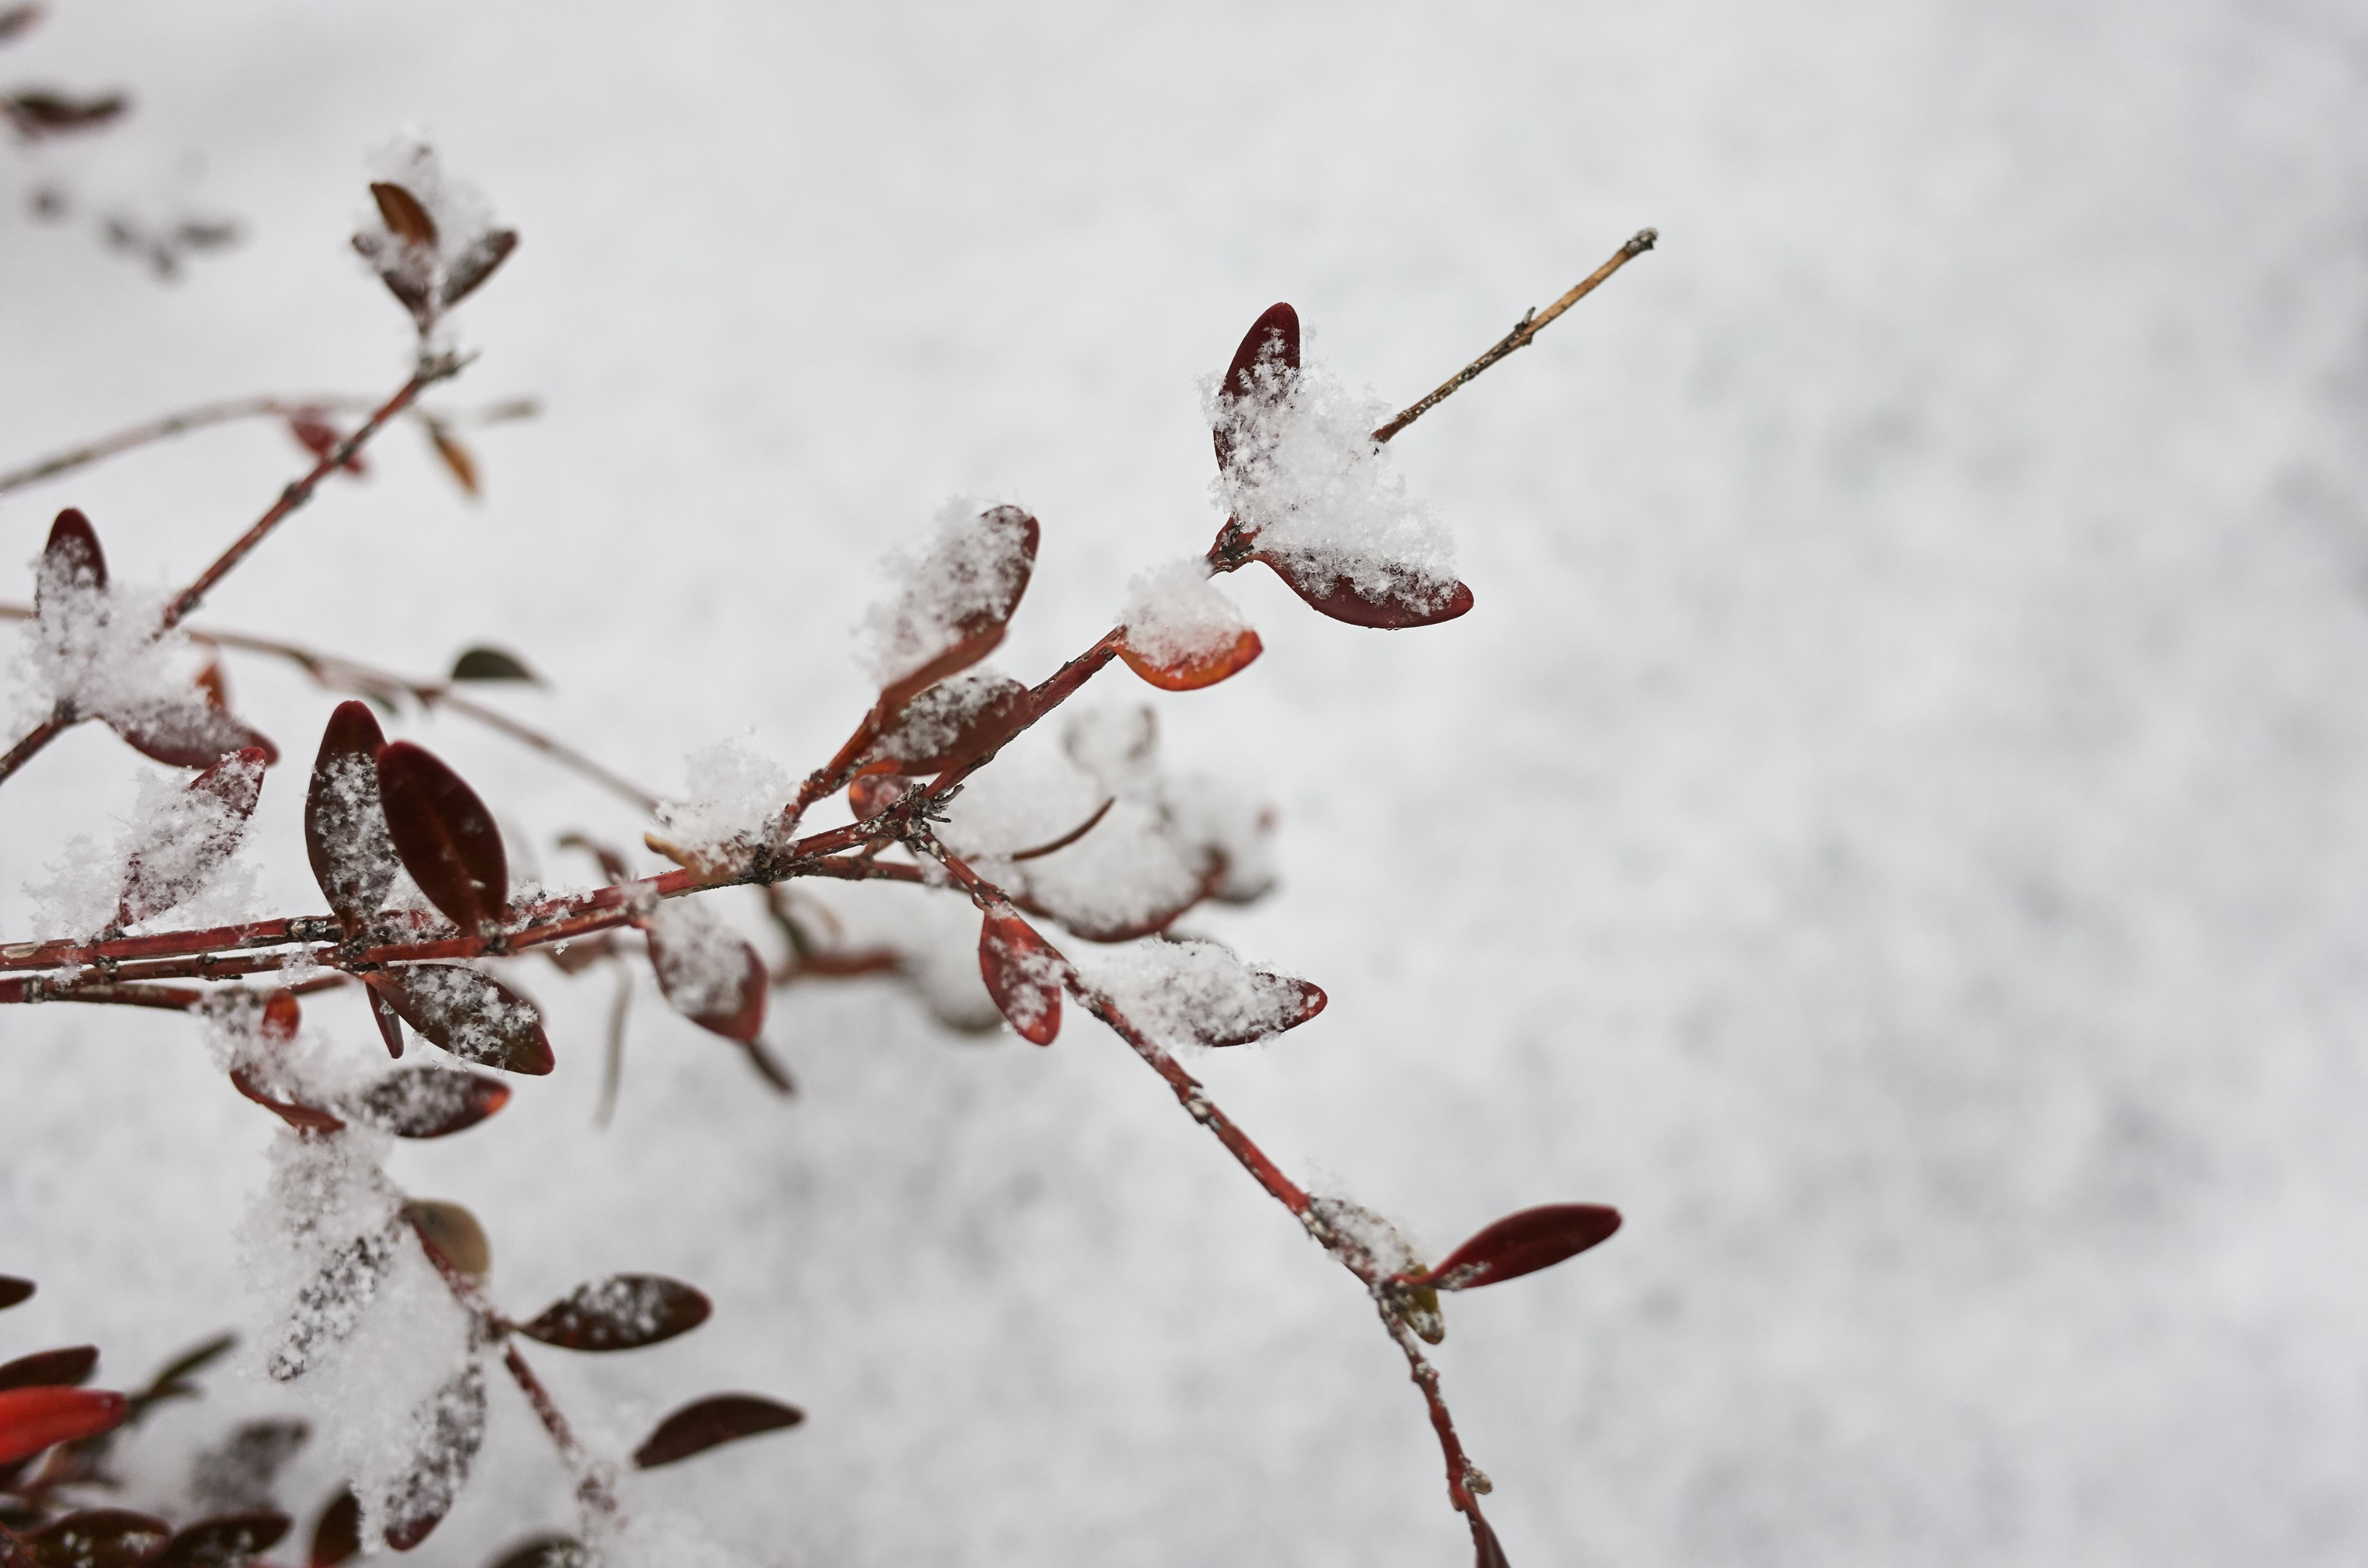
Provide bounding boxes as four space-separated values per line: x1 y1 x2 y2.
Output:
394 964 541 1066
26 762 262 936
652 735 793 862
646 898 749 1020
1205 345 1458 610
1117 558 1251 669
857 499 1033 690
17 553 228 748
868 667 1027 770
1078 938 1310 1051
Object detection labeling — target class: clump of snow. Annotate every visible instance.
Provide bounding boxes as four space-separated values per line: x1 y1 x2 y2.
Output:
1078 937 1311 1051
1117 558 1251 667
1306 1193 1423 1280
646 898 750 1020
652 736 793 863
1166 774 1277 905
393 964 542 1066
17 550 225 746
26 763 262 936
856 499 1033 690
353 135 510 331
1206 347 1458 610
115 752 264 926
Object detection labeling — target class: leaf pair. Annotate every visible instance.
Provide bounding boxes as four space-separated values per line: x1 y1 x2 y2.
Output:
1207 307 1476 629
357 178 518 330
36 510 280 768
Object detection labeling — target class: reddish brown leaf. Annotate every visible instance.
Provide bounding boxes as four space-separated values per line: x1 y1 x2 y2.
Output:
484 1536 586 1568
847 772 915 821
357 1066 510 1137
116 746 269 927
37 507 105 603
0 1385 127 1467
6 90 125 134
366 982 407 1059
515 1274 712 1352
1213 303 1299 471
1116 626 1263 691
875 507 1041 712
402 1200 491 1281
195 659 230 710
1471 1511 1512 1568
107 705 280 770
1253 552 1476 629
375 741 507 935
231 1068 346 1133
0 1346 95 1392
153 1510 290 1567
1198 975 1327 1047
22 1508 173 1568
288 412 366 476
630 1394 803 1469
369 181 437 247
867 671 1032 773
306 701 401 934
642 915 768 1045
427 424 479 496
978 911 1062 1045
440 229 518 308
1409 1203 1622 1291
0 1276 31 1310
377 1362 485 1551
365 967 552 1076
308 1489 360 1568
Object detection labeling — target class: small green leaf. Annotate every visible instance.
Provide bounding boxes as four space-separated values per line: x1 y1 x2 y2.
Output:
449 647 537 684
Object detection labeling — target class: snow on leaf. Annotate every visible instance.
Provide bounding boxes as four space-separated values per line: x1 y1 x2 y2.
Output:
115 747 268 928
864 668 1031 773
306 702 401 933
374 1358 485 1552
1116 558 1261 691
365 966 553 1076
21 1508 172 1567
1212 302 1300 472
859 501 1039 709
1078 938 1323 1049
644 900 768 1043
351 140 515 328
515 1274 712 1352
978 910 1063 1045
354 1066 510 1139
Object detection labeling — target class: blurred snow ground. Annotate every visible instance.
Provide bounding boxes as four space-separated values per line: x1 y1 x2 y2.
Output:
4 0 2368 1562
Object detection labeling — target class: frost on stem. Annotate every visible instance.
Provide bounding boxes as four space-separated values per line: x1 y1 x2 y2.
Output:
1208 340 1464 619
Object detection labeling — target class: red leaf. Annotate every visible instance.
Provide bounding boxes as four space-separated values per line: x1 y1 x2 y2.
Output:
0 1385 127 1466
37 507 106 605
643 912 768 1044
22 1508 173 1568
978 911 1062 1045
866 671 1032 773
308 1490 361 1568
875 507 1041 712
1116 626 1263 691
306 701 401 934
116 746 269 927
288 412 366 476
106 705 280 770
260 987 302 1043
1198 975 1327 1047
365 966 552 1076
369 181 437 247
1471 1511 1512 1568
231 1068 346 1133
440 229 518 308
630 1394 803 1469
0 1345 95 1391
375 741 507 936
1213 303 1299 472
1408 1203 1622 1291
515 1274 712 1352
366 982 407 1060
154 1511 290 1567
376 1362 485 1551
195 660 230 710
1253 552 1476 629
357 1066 510 1137
847 772 915 821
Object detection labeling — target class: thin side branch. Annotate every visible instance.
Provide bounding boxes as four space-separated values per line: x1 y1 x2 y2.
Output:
1371 227 1657 445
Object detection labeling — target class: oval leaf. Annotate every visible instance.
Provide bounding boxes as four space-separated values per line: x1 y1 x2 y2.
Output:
369 181 437 247
449 646 533 683
116 747 268 927
231 1068 347 1134
0 1385 127 1467
846 772 915 821
644 907 768 1044
515 1274 712 1352
1199 975 1326 1047
308 1489 361 1568
24 1508 173 1568
288 413 366 476
866 671 1031 774
365 966 551 1076
306 702 402 933
978 911 1062 1046
427 425 481 496
1116 626 1263 691
375 742 507 935
0 1346 96 1392
1411 1203 1621 1291
36 507 107 614
631 1394 803 1470
874 507 1041 712
366 983 407 1060
107 705 279 770
402 1200 492 1282
485 1537 588 1568
440 229 518 309
154 1510 290 1568
1253 552 1476 629
377 1361 485 1552
358 1067 510 1138
0 1275 32 1310
1213 303 1299 471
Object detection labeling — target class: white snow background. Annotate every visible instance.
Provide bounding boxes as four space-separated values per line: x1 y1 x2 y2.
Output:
4 1 2368 1563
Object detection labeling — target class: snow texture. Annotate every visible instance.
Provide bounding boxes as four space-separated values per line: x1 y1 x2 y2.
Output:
1117 558 1251 668
651 736 793 862
27 761 261 935
645 897 748 1021
16 550 224 744
1207 345 1458 610
856 498 1031 689
1078 937 1308 1051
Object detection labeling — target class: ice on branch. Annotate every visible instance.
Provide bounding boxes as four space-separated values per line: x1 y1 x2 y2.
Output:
857 499 1036 693
1207 347 1459 612
1079 938 1316 1050
1118 558 1252 667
